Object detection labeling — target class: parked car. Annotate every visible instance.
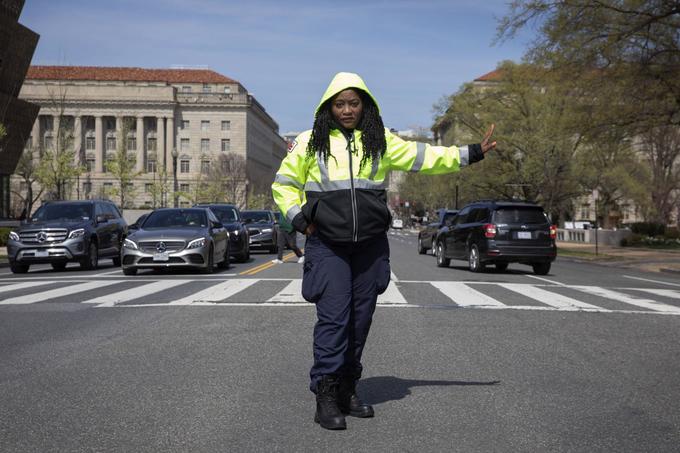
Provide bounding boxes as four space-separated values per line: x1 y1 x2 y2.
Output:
195 203 250 262
241 209 278 253
434 200 557 275
391 218 404 229
121 208 229 275
7 200 127 273
417 209 458 254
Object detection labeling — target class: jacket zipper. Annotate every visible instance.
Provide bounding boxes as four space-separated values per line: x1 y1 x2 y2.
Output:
346 132 359 242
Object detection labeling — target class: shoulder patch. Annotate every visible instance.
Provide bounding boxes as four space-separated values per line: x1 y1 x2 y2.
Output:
287 139 298 153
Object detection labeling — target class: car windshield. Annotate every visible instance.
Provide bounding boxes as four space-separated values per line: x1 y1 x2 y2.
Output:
143 210 207 228
210 207 238 223
242 211 271 223
494 208 548 225
31 204 92 222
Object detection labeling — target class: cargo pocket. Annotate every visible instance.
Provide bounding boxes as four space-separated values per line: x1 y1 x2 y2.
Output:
302 258 326 303
375 256 391 295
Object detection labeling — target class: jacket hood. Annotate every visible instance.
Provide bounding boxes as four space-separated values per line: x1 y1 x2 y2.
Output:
316 72 380 115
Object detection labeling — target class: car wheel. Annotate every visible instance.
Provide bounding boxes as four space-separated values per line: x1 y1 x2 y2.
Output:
436 242 450 268
122 267 138 276
495 262 509 272
202 245 215 274
468 244 485 273
532 262 551 275
218 244 230 269
80 241 99 270
51 262 67 271
10 261 29 274
417 236 427 255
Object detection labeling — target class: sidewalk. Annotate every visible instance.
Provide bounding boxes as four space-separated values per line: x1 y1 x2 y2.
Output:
557 241 680 275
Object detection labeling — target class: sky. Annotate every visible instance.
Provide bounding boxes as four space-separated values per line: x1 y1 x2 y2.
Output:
21 0 536 134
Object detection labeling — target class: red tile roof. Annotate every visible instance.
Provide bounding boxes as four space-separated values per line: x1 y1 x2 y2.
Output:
26 66 239 84
474 70 502 82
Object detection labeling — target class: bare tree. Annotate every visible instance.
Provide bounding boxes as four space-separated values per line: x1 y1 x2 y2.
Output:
105 117 140 208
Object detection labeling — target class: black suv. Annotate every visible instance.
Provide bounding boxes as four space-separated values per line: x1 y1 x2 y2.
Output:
434 200 556 274
7 200 128 273
195 203 250 262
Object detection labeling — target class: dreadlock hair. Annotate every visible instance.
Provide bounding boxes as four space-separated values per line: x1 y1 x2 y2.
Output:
306 89 387 170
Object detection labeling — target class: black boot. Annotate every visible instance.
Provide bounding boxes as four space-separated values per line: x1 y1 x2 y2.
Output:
314 375 347 430
338 376 374 418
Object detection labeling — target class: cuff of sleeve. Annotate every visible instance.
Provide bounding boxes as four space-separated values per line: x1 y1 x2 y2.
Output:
468 144 485 164
292 212 309 234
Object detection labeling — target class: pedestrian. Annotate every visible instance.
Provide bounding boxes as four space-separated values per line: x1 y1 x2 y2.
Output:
272 212 305 264
271 72 496 430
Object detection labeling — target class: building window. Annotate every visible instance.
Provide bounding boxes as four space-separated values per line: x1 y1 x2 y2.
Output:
182 86 191 93
203 83 211 93
201 160 210 174
221 139 230 152
201 120 210 131
180 201 190 208
83 182 92 194
147 137 157 151
201 139 210 152
106 119 115 130
86 158 95 172
85 136 95 150
19 181 28 192
180 120 189 130
106 137 116 151
221 120 230 131
103 182 113 189
180 160 190 173
180 183 190 192
180 138 190 151
223 86 231 94
146 160 157 173
25 137 32 149
127 137 136 150
44 135 54 149
144 183 153 193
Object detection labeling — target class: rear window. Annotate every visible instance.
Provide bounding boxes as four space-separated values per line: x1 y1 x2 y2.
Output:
494 208 547 224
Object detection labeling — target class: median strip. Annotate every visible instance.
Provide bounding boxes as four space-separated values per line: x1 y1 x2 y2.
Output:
239 252 296 276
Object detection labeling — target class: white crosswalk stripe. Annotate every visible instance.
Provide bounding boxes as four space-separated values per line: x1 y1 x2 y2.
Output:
1 277 680 316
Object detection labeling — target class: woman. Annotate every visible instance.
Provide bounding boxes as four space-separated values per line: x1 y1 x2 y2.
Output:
272 72 496 430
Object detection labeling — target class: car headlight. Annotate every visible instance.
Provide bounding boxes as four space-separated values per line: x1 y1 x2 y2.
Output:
123 238 138 250
187 237 206 249
9 231 19 241
68 228 86 239
229 229 239 236
262 228 273 233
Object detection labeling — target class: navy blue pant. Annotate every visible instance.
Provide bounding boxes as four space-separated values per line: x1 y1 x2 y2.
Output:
302 232 391 392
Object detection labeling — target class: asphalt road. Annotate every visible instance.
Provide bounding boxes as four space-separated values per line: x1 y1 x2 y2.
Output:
1 231 679 452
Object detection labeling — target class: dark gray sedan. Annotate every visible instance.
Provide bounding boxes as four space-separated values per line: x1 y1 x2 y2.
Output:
121 208 229 275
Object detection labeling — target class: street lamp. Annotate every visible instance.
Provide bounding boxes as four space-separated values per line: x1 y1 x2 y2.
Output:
171 147 179 208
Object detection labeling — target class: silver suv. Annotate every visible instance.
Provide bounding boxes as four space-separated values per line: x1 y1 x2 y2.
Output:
7 200 128 273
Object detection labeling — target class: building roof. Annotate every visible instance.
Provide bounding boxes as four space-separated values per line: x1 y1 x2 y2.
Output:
474 70 502 82
26 66 239 84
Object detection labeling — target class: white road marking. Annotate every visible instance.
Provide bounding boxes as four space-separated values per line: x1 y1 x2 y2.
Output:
498 283 600 310
624 288 680 300
90 269 125 276
390 271 399 283
0 281 56 297
0 280 121 305
267 279 303 303
623 275 680 288
430 282 506 307
572 285 680 314
377 281 408 304
525 275 568 286
169 279 257 304
89 280 191 307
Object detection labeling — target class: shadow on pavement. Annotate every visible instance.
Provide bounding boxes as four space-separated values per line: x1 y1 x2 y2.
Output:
360 376 501 405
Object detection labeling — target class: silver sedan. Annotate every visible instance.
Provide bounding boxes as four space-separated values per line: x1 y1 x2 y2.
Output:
121 208 230 275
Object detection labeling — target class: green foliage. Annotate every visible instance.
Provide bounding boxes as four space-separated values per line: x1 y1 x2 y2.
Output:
0 227 12 246
106 118 140 208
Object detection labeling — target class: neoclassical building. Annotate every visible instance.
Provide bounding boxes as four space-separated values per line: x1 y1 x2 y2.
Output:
16 66 287 209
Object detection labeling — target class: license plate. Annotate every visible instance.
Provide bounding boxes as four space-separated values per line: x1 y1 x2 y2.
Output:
35 250 49 257
153 252 169 261
517 231 532 239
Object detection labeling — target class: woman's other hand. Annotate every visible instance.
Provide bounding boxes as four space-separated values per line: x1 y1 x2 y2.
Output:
481 124 497 154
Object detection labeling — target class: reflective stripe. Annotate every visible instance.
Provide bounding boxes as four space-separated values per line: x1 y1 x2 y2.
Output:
305 179 386 192
274 174 304 190
410 142 427 172
286 204 302 223
459 145 470 167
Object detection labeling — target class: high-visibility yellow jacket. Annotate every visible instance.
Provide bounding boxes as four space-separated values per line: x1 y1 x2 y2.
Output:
272 72 484 243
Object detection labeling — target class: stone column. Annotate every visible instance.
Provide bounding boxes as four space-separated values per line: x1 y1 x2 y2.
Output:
31 115 40 158
95 115 103 173
157 117 165 171
166 115 174 173
53 115 60 150
116 115 123 150
74 116 82 165
136 116 145 172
